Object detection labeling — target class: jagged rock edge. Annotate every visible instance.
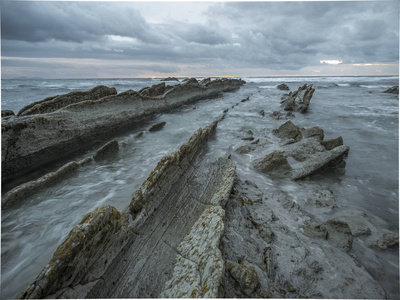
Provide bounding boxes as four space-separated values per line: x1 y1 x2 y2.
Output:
19 120 226 299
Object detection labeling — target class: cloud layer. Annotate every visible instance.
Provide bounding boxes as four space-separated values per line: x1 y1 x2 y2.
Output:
1 0 399 78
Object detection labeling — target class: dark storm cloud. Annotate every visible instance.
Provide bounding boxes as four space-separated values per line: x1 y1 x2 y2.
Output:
1 1 167 44
1 0 398 77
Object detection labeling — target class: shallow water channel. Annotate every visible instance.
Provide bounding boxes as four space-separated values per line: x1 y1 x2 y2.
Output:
1 77 399 298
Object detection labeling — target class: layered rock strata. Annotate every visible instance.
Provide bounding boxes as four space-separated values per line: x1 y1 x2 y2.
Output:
2 138 120 209
17 85 118 116
19 120 237 298
252 121 349 180
281 84 315 113
2 78 245 180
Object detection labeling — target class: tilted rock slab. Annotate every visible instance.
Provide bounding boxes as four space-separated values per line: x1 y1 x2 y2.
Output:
17 85 118 116
253 121 349 180
2 78 244 180
19 120 236 298
281 84 315 113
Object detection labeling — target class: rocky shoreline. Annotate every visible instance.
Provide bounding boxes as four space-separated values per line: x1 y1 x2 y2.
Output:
3 80 398 298
1 78 244 181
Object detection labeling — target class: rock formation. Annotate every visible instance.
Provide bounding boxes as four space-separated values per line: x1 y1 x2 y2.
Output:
2 110 15 118
2 78 245 180
251 121 349 180
93 140 119 161
6 81 391 299
383 86 399 94
161 77 180 81
277 83 289 90
138 82 170 97
17 85 118 116
281 84 315 113
19 121 237 298
148 121 167 132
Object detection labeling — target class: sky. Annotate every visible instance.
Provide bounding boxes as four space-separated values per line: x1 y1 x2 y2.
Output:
1 0 399 79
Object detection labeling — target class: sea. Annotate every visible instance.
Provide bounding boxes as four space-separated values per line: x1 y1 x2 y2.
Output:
1 76 399 298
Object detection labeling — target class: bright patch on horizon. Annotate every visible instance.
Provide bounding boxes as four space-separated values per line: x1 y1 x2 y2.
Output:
320 60 343 65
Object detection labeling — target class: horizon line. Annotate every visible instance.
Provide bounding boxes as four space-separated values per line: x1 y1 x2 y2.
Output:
3 74 399 80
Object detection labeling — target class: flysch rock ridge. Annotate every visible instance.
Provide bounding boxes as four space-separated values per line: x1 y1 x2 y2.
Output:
2 78 245 180
19 119 237 298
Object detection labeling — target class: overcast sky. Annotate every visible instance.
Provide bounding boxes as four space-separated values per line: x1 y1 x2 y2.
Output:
1 0 399 79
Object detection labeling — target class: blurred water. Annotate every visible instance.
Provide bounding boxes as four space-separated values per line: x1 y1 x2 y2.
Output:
1 76 399 298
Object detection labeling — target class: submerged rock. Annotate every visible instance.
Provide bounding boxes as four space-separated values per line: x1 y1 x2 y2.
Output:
93 140 119 161
277 83 290 90
269 111 295 120
149 121 166 132
281 84 315 113
2 160 85 209
372 232 399 249
382 86 399 94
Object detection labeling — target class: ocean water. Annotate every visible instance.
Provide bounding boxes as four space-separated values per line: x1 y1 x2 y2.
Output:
1 76 399 298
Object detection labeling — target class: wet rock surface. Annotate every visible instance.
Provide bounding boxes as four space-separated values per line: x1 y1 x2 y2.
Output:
373 232 399 249
2 110 15 118
281 84 315 113
148 121 167 132
2 78 245 180
161 77 180 81
6 81 395 299
21 121 236 298
17 85 117 116
93 140 119 161
277 83 289 90
383 85 399 94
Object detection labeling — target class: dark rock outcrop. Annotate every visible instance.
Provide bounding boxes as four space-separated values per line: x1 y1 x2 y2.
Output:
321 136 344 151
149 121 166 132
161 77 179 82
252 151 291 178
281 84 315 113
183 78 198 85
17 85 117 116
93 140 119 161
269 111 295 120
272 120 302 142
139 82 167 97
255 121 349 180
383 86 399 94
2 110 15 118
2 78 245 180
277 83 289 90
200 78 211 85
